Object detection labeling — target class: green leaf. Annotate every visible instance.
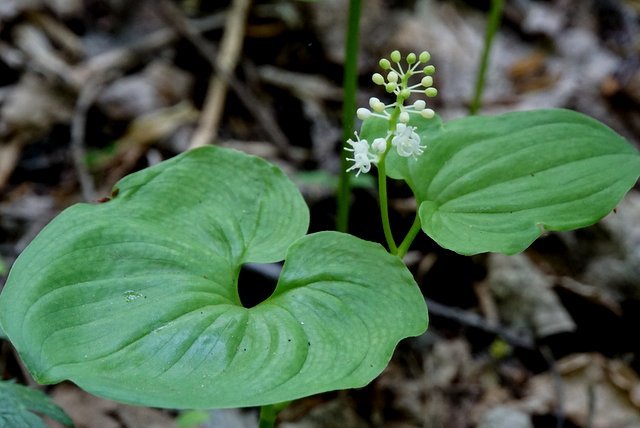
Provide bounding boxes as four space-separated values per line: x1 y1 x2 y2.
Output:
0 146 427 409
365 109 640 255
0 380 73 427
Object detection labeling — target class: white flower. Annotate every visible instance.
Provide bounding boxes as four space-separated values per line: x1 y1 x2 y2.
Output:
391 124 424 158
371 137 388 153
345 132 378 176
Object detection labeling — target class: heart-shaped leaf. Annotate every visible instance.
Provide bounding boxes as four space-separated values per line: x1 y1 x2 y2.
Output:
362 109 640 255
0 380 73 427
0 146 427 408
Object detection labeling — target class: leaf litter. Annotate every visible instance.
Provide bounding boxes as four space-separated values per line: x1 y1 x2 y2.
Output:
1 0 639 426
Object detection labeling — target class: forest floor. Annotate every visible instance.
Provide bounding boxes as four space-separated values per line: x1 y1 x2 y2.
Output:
1 0 640 427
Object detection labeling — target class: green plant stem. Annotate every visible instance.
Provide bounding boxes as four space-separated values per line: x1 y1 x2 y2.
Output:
258 405 276 428
336 0 362 232
469 0 504 115
377 156 398 254
259 402 290 428
397 214 422 258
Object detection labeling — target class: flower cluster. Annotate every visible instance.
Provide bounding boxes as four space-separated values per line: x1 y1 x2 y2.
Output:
346 50 437 176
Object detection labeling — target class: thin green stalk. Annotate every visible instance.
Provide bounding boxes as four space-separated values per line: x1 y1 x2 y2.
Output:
336 0 362 232
258 402 289 428
469 0 504 115
377 156 398 254
258 405 276 428
376 100 404 255
397 214 422 258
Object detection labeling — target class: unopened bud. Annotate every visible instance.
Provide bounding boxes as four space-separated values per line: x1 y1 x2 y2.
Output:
425 87 438 97
423 65 436 75
357 108 371 120
421 108 435 119
421 76 433 87
413 100 426 110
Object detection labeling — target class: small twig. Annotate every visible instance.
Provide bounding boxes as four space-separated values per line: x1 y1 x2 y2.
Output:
425 298 535 350
586 382 596 428
157 0 292 157
71 73 117 201
540 345 565 428
26 11 83 59
190 0 251 148
73 12 226 87
474 280 500 325
0 140 22 191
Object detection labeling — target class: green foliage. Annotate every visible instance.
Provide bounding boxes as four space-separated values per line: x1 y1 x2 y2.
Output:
362 109 640 255
176 410 210 428
0 258 7 276
0 380 73 427
0 146 427 409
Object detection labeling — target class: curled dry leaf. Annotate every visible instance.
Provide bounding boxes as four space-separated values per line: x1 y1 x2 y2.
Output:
581 191 640 301
518 353 640 428
98 60 194 120
487 253 576 338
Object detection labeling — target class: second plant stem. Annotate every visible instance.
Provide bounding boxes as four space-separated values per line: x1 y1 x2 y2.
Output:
378 162 422 258
377 154 398 255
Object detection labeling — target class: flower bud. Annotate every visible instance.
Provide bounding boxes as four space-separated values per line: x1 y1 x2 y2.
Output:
421 108 435 119
372 73 385 85
390 50 401 63
419 51 431 63
406 52 417 64
385 82 397 93
399 111 410 123
357 108 371 120
387 71 399 83
379 58 391 70
372 101 386 113
423 65 436 75
369 97 380 109
413 100 426 110
425 87 438 97
421 76 433 87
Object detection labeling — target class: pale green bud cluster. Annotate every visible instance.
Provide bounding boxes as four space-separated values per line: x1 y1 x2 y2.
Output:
347 50 438 176
357 50 438 125
370 50 438 102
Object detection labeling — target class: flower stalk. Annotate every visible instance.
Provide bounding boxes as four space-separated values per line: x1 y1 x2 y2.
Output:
344 50 437 256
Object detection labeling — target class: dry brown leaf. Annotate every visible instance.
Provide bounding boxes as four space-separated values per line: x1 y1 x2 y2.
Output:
280 396 368 428
0 73 73 140
518 353 640 428
487 253 576 338
98 61 193 120
50 383 175 428
477 405 533 428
